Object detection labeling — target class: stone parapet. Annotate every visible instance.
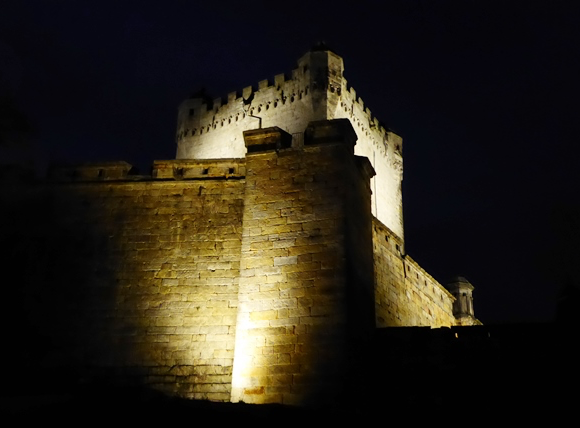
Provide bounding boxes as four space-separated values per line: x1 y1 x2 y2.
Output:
152 159 246 180
48 161 133 182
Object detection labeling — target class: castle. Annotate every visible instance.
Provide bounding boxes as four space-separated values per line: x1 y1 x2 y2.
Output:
1 45 479 406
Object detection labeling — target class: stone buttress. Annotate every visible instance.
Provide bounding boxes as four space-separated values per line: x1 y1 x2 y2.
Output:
230 119 376 405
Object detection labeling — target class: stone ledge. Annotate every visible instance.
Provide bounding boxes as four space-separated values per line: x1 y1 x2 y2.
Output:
48 161 133 182
243 127 292 153
153 159 246 180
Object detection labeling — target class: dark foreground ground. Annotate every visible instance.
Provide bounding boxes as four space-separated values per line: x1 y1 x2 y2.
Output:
3 323 578 423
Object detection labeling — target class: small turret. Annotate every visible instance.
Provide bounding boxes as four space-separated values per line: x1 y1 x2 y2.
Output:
446 276 481 325
297 43 344 119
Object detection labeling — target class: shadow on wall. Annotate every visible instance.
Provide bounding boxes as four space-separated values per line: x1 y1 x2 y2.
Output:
1 179 143 393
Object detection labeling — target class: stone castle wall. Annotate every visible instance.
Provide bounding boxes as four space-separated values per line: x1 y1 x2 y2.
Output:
3 160 246 401
0 120 458 404
372 219 456 327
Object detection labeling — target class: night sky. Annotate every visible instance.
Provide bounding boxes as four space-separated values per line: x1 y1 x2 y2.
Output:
2 1 579 324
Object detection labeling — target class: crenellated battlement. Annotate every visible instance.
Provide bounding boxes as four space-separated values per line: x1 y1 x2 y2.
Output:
338 83 403 157
176 61 399 159
176 66 310 151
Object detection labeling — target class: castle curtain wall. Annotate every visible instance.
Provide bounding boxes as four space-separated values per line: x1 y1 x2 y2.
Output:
1 161 245 401
1 119 459 405
372 219 456 327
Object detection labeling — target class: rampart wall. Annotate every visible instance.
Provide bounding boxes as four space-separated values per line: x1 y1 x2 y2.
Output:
3 160 246 401
1 120 459 404
372 219 456 327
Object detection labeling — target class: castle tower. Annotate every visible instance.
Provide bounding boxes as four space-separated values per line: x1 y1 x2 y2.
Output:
230 120 376 406
446 276 479 326
175 45 405 240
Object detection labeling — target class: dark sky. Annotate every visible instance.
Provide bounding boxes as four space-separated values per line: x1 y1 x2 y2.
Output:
2 0 579 324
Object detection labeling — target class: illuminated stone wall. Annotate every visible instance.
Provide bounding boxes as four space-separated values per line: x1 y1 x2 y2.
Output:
0 119 466 406
176 47 404 240
231 121 375 405
5 160 246 401
372 219 456 327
